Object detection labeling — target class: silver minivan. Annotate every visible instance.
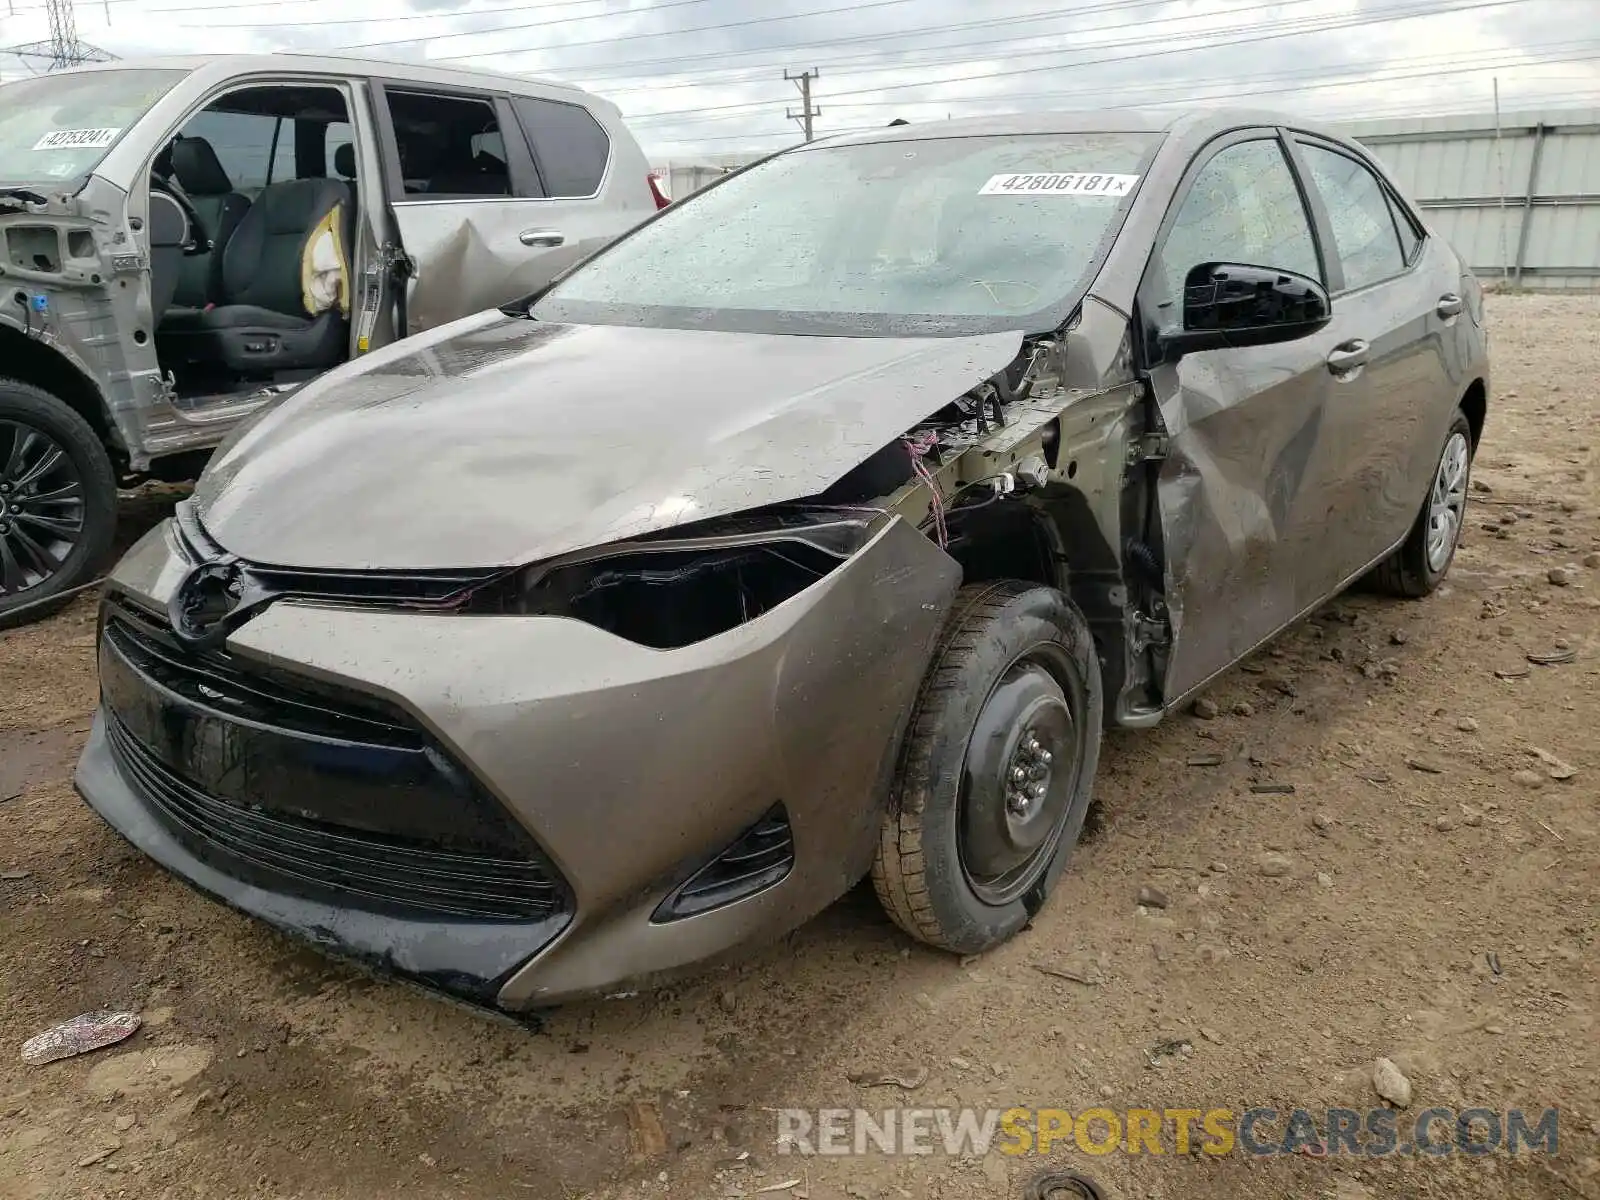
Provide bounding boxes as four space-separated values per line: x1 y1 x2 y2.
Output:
0 54 663 626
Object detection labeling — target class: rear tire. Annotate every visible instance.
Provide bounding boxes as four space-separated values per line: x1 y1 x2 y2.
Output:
872 581 1103 956
1370 409 1473 598
0 379 118 630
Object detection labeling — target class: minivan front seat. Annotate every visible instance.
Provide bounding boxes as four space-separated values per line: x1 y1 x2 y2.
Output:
168 136 251 308
160 177 352 377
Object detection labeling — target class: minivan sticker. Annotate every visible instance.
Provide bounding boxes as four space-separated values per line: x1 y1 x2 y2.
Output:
979 172 1139 196
32 128 121 152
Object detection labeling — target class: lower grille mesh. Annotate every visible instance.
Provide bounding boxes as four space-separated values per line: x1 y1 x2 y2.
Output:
106 714 565 922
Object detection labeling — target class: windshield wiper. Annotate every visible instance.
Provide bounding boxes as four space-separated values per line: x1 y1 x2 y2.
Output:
0 186 49 208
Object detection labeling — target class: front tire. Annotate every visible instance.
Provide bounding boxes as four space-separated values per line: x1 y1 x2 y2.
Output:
1370 409 1473 598
872 581 1103 956
0 379 118 630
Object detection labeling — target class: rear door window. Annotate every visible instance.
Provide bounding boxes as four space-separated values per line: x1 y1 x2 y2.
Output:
512 96 610 198
1296 142 1407 291
382 89 513 198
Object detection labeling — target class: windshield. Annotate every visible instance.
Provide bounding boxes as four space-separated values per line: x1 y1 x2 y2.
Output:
534 131 1159 336
0 68 189 189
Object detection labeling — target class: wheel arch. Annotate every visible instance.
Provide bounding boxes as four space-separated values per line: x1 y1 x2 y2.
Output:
1459 377 1487 449
0 325 116 451
941 493 1134 726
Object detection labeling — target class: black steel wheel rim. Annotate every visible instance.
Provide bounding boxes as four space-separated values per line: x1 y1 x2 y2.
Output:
958 643 1086 906
0 419 86 598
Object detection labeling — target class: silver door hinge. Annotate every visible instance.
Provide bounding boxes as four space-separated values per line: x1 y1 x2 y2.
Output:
1126 432 1169 467
1131 609 1172 650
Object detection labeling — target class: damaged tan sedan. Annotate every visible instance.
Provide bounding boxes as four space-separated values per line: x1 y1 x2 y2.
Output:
76 110 1489 1009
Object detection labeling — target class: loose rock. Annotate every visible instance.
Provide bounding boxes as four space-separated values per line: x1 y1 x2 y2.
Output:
1434 815 1458 832
1390 629 1409 645
1405 755 1445 774
1256 852 1293 878
1372 1057 1413 1108
718 989 738 1015
1529 748 1577 780
1317 872 1335 888
1232 700 1255 717
1208 860 1229 874
1456 716 1480 732
1584 552 1600 569
1137 885 1170 910
1512 769 1544 789
1312 812 1332 833
1191 697 1219 720
1547 567 1573 587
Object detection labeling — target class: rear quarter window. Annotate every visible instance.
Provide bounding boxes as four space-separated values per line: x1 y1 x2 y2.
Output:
512 96 610 198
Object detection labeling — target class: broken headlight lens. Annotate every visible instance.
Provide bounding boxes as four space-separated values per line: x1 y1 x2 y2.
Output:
464 510 877 649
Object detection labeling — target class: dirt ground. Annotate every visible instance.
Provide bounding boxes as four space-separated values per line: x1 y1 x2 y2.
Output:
1 292 1597 1200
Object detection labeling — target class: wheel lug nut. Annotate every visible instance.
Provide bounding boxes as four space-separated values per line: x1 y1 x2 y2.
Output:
1011 766 1027 784
1030 782 1046 800
1038 749 1052 765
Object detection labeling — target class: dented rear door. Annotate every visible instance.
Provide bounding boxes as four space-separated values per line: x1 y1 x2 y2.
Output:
369 80 581 335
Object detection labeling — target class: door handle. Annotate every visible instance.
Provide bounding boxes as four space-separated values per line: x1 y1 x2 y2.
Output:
518 229 565 248
1436 292 1463 318
1326 339 1370 375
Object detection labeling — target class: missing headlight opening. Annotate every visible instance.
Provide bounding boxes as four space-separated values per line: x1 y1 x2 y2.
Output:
485 542 845 649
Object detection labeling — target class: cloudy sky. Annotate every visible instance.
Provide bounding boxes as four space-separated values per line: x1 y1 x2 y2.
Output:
2 0 1597 156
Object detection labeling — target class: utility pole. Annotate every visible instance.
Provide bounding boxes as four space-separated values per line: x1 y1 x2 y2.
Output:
785 68 819 142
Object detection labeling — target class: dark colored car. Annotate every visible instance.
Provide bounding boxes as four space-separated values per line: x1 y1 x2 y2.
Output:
76 109 1488 1009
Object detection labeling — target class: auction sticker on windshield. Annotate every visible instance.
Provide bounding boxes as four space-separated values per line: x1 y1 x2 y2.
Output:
979 172 1139 196
32 128 121 152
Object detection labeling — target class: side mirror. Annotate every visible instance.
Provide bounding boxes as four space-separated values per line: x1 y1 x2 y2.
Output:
1159 262 1331 361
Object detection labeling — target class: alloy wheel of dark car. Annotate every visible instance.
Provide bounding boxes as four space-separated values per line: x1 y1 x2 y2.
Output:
0 419 86 589
873 580 1104 956
0 380 118 629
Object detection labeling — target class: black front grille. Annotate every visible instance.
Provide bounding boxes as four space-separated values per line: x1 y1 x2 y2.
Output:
99 594 570 925
654 807 794 921
172 501 502 609
105 598 415 747
107 716 564 921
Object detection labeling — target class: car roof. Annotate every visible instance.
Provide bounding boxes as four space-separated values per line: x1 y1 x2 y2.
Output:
812 107 1332 146
48 53 592 103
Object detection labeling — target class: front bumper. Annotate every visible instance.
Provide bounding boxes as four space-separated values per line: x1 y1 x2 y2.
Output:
76 517 959 1008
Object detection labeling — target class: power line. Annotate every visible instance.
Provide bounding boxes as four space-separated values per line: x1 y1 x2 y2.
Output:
3 0 115 70
644 84 1600 148
345 0 926 52
594 0 1335 94
631 40 1600 128
183 0 720 32
562 0 1194 82
615 0 1534 123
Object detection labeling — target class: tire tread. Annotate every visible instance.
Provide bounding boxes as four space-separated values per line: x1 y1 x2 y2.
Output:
871 580 1056 949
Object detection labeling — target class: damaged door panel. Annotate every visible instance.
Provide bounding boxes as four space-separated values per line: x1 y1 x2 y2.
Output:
1136 132 1345 704
371 82 609 335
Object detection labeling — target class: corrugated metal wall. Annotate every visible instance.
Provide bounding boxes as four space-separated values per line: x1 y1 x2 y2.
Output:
1343 108 1599 290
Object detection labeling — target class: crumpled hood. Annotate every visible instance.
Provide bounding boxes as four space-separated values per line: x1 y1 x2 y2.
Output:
192 312 1022 570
